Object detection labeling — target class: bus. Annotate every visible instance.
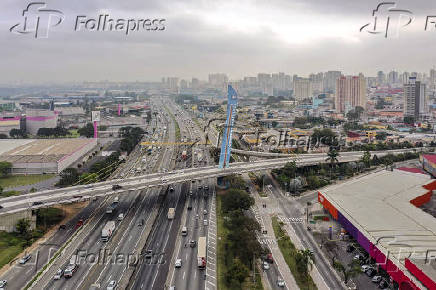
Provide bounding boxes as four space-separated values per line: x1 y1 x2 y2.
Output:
197 236 207 269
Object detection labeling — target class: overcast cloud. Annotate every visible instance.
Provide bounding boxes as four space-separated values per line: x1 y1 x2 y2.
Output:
1 0 436 84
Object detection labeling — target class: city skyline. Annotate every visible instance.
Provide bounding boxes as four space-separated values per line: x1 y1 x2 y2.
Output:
1 0 436 84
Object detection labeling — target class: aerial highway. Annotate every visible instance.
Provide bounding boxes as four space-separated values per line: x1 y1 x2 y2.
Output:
0 147 425 216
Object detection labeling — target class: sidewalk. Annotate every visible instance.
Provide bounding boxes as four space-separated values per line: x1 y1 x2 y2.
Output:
244 174 299 290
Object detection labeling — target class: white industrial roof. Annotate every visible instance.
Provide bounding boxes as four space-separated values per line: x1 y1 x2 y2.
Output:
321 169 436 285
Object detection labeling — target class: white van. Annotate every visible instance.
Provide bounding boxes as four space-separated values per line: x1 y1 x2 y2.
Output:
181 226 188 236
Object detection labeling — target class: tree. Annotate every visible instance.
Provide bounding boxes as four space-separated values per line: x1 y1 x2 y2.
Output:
58 168 80 187
361 150 371 168
225 258 249 287
0 161 12 177
9 128 27 138
311 128 337 146
15 218 31 240
404 116 415 125
333 259 361 284
296 249 315 277
78 123 95 138
326 147 339 179
222 189 254 212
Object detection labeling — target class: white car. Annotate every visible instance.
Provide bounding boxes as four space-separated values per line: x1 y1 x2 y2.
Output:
107 280 117 290
175 258 182 268
361 265 372 272
117 213 124 221
263 262 270 270
277 278 285 287
53 269 63 280
0 280 7 289
19 254 31 264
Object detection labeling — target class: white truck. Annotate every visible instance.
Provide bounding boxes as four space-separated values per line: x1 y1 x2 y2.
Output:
197 236 207 269
101 221 116 242
168 208 175 220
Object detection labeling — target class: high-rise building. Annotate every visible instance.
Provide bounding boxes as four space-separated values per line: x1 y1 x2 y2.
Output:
388 70 399 85
430 69 436 86
335 74 367 113
208 73 228 89
377 71 386 86
324 71 341 92
293 78 312 100
404 77 427 120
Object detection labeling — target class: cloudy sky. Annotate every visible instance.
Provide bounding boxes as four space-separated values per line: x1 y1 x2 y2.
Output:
1 0 436 84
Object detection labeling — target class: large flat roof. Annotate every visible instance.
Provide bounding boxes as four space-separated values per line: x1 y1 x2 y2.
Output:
0 139 94 163
320 169 436 286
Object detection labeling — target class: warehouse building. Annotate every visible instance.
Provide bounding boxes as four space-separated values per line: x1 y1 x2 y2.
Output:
318 170 436 290
25 109 58 135
0 138 97 174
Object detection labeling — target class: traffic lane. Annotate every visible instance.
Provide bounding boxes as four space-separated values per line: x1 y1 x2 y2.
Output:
48 193 137 289
150 184 187 290
268 186 343 290
78 188 158 289
0 200 100 289
173 192 204 290
130 185 182 290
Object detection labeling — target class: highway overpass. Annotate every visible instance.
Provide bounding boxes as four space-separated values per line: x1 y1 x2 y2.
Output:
0 148 425 216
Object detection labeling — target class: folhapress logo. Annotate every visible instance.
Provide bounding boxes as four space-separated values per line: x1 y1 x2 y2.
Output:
10 2 166 39
10 2 64 38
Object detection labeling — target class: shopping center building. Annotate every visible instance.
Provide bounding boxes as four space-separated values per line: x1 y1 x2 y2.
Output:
318 169 436 290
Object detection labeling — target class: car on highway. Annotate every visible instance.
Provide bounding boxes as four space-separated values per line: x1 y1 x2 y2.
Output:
53 269 63 280
138 219 144 226
0 280 7 289
118 213 124 221
32 201 43 206
203 219 208 226
64 264 78 278
189 240 196 248
262 262 270 270
175 258 182 268
107 280 117 290
18 254 31 264
145 250 153 259
203 209 208 215
277 277 285 287
59 224 66 230
112 184 122 191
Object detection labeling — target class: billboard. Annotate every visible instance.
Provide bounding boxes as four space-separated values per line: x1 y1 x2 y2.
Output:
219 85 238 169
91 111 101 122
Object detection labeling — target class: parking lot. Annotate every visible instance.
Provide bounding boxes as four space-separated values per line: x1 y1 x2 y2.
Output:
312 219 394 290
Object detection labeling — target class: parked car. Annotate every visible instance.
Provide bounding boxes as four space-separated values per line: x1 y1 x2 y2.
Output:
118 213 124 221
175 258 182 268
366 268 376 277
361 265 372 272
372 275 382 283
277 278 285 287
59 224 66 230
0 280 7 289
379 279 389 289
346 245 355 253
19 254 31 264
